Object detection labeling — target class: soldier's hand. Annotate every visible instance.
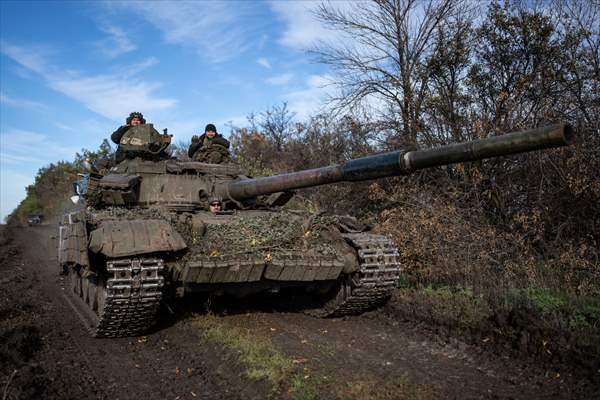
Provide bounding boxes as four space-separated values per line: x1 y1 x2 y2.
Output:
191 135 200 143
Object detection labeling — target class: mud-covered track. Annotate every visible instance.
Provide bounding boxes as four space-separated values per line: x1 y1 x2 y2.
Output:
65 258 164 337
311 233 401 317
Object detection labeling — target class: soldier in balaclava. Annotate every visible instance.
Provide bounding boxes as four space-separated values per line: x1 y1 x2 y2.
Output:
188 124 231 164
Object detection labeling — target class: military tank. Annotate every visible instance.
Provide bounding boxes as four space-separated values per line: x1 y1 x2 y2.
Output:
58 123 574 337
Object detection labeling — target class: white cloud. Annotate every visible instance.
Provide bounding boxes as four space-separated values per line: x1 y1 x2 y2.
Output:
0 128 80 164
111 1 260 63
94 24 136 58
270 1 351 49
257 33 269 50
0 92 47 109
1 42 175 121
55 122 76 132
120 57 160 78
284 74 335 119
0 41 50 74
266 72 294 86
256 57 271 69
270 1 323 49
50 75 175 121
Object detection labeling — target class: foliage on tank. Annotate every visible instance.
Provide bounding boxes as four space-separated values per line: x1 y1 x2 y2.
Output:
184 211 348 258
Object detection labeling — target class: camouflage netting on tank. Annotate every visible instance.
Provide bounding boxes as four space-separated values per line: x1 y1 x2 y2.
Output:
188 212 341 257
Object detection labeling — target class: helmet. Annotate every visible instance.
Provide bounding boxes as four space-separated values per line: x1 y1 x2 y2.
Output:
208 196 223 205
126 112 146 124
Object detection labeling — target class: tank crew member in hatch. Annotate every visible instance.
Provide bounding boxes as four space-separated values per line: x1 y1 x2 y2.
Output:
208 197 223 214
111 112 171 163
188 123 231 164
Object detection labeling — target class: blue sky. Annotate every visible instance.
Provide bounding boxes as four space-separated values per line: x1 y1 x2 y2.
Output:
0 0 343 220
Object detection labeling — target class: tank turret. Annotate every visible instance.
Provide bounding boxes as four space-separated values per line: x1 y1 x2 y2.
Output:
59 123 574 337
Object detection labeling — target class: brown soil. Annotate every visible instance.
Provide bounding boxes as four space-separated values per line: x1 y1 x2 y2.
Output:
1 225 598 399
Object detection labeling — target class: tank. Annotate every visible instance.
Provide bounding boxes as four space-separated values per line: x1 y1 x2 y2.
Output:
58 123 574 337
27 214 42 226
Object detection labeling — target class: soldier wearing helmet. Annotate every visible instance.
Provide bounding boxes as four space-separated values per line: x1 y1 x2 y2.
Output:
188 124 231 164
111 112 171 163
207 196 224 214
111 112 146 144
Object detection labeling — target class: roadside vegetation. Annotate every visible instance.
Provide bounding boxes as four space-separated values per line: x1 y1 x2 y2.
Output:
7 0 598 376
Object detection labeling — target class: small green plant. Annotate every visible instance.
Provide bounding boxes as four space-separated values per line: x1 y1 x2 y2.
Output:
290 375 318 400
195 314 293 390
569 300 600 329
568 314 591 329
396 274 413 289
525 288 566 314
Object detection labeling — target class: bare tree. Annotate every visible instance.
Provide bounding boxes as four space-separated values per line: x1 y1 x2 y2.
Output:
258 102 296 152
551 0 600 131
313 0 465 146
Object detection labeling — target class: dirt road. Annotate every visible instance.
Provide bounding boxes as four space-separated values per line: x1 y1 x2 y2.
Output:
1 225 597 399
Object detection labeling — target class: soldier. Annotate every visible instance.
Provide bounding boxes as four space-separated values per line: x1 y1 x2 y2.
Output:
111 112 145 145
111 112 171 163
188 124 231 164
208 197 223 214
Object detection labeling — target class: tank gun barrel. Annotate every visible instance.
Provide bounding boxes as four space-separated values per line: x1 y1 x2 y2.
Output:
224 123 574 201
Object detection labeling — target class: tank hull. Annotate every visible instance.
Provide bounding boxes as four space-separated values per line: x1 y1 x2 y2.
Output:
58 208 401 337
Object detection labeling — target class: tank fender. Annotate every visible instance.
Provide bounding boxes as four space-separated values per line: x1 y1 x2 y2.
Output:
88 219 187 258
318 228 360 274
58 212 89 267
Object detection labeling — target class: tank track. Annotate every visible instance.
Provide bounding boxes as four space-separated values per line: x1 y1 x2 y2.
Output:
66 258 164 337
312 233 401 317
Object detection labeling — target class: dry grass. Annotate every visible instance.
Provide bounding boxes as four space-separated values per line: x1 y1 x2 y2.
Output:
193 314 294 390
373 183 599 296
335 375 435 400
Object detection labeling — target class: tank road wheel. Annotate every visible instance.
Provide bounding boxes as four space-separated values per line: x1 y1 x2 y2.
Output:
309 233 401 317
91 276 107 315
66 266 104 334
82 275 91 305
64 259 164 337
70 266 82 297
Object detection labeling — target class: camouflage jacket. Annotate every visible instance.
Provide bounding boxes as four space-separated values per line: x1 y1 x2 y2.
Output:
188 133 230 158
